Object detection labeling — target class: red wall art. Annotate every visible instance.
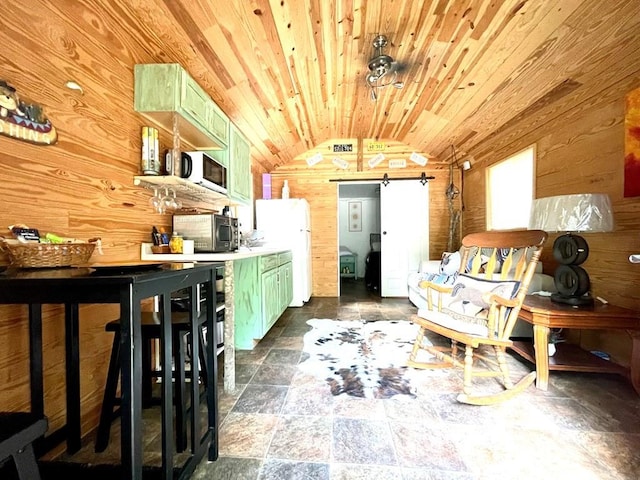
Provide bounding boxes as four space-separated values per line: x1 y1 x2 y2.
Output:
624 86 640 197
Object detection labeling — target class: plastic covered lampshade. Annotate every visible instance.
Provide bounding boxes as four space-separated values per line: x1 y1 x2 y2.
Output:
528 193 614 233
529 193 614 307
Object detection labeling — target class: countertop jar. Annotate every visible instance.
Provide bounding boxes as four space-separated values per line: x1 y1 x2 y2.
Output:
169 232 184 254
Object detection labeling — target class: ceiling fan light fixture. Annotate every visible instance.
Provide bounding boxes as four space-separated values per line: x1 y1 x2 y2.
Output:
306 152 323 166
365 34 405 98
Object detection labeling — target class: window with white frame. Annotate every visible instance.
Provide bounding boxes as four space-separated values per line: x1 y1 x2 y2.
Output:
486 146 535 230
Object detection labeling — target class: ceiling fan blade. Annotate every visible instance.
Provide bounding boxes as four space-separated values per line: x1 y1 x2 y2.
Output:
390 61 409 74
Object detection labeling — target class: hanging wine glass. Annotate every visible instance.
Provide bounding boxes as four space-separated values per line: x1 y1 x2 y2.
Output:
148 187 162 213
159 187 173 213
169 188 182 210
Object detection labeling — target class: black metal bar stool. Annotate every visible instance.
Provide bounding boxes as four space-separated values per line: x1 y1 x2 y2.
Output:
95 311 208 453
0 412 47 480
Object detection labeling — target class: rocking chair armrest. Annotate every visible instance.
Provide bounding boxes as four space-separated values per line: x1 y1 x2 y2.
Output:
418 281 453 294
482 292 519 308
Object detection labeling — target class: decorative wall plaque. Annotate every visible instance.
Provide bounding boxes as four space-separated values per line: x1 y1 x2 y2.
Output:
367 142 386 151
333 143 353 153
0 80 57 145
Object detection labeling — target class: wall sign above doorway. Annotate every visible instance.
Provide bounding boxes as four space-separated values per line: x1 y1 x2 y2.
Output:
333 143 353 153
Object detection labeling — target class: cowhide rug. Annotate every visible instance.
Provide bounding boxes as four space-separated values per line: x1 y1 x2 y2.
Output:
299 319 433 399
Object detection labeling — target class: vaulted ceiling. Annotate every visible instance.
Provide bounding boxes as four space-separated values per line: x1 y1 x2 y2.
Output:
123 0 640 172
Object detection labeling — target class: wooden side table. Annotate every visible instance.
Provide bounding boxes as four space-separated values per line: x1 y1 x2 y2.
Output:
510 295 640 395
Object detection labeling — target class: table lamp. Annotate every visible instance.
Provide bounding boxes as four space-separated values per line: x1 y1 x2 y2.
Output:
529 193 614 306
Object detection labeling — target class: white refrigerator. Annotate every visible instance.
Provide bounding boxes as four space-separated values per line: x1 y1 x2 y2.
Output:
255 198 312 306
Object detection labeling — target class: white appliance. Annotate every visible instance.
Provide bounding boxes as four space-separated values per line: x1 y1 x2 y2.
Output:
256 198 312 306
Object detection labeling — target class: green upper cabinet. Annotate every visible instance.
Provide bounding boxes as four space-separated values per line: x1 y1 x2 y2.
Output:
227 124 252 204
204 146 229 169
134 63 229 150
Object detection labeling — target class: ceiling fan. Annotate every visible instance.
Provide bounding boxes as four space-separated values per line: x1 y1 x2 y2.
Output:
366 34 405 101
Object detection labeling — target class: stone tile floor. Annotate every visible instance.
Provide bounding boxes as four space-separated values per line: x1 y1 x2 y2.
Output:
192 279 640 480
48 278 640 479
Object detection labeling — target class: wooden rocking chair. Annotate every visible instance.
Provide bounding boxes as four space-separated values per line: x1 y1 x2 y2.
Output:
408 229 547 405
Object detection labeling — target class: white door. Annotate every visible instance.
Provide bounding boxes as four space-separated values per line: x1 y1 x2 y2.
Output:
380 180 429 297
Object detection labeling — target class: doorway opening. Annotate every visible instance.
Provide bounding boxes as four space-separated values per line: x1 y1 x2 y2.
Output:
337 182 381 298
337 179 430 299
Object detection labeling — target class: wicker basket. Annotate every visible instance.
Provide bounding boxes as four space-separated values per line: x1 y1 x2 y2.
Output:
0 241 96 268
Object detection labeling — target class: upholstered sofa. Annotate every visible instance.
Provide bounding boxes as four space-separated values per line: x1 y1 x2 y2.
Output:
407 249 556 337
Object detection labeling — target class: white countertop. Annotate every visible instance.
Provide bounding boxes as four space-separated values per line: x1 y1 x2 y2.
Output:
140 243 290 262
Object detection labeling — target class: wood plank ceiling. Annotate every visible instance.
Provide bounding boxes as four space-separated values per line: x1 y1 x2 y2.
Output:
118 0 640 172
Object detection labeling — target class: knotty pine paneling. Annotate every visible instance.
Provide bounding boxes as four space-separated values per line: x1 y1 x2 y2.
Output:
461 77 640 368
0 1 184 435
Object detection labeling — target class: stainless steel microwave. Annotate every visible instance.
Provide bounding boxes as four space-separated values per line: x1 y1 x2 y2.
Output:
173 214 239 252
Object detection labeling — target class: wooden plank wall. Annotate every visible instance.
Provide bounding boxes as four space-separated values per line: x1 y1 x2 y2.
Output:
0 3 211 433
269 139 456 297
461 76 640 367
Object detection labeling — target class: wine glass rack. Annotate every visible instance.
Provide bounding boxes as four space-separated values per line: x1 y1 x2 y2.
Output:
134 175 231 205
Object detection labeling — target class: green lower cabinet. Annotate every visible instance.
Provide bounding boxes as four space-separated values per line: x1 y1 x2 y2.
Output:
233 253 293 350
280 262 293 307
261 259 293 333
261 267 280 333
233 257 261 350
260 254 292 336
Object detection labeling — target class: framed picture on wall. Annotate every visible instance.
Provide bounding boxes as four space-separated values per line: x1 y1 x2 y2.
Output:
349 201 362 232
625 86 640 197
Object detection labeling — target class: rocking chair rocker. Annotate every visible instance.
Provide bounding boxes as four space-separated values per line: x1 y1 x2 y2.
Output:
408 229 547 405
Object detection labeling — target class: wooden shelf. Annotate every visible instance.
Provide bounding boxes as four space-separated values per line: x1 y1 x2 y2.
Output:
134 175 232 205
510 341 628 375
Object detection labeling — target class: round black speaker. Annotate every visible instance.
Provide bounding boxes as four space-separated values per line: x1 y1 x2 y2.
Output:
552 234 589 265
554 264 590 297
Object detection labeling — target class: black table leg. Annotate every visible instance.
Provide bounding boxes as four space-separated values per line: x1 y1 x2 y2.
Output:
65 303 81 454
28 304 43 418
206 272 218 461
119 292 143 480
160 292 174 480
189 283 200 453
